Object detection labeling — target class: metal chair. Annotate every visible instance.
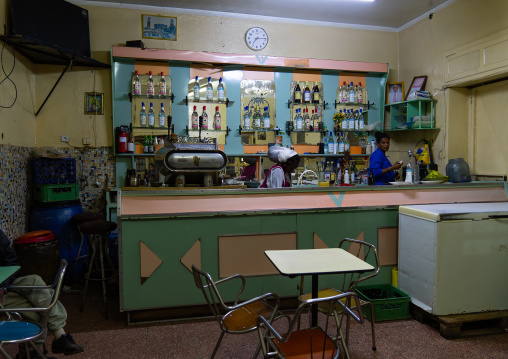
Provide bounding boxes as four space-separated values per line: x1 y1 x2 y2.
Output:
299 238 380 354
0 259 67 359
258 291 363 359
191 265 289 359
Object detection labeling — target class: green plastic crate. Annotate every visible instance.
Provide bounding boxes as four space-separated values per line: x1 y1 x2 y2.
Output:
356 284 410 322
34 183 79 202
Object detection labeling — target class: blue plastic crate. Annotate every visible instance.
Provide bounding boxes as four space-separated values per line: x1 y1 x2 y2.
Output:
34 157 76 185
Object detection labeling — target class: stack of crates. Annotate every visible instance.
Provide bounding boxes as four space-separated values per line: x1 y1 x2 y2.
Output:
33 157 79 202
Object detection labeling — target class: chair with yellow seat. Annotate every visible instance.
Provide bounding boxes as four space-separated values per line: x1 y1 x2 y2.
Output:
257 291 363 359
191 264 289 359
299 238 380 355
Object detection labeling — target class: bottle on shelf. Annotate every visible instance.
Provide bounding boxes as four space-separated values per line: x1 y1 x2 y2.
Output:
206 76 213 101
143 135 149 153
263 106 271 129
243 106 251 130
303 81 311 103
159 72 166 98
350 161 357 183
133 70 141 96
192 105 199 129
312 82 320 104
405 150 413 183
358 109 365 131
201 106 208 130
371 139 376 153
193 75 200 101
348 110 355 131
294 82 302 103
253 105 262 129
360 138 366 154
147 71 154 98
368 169 375 185
148 102 155 128
344 132 350 153
295 108 303 130
338 132 345 154
340 81 347 104
140 102 147 128
323 134 329 155
312 109 320 131
158 103 166 128
348 81 356 104
217 77 225 102
127 127 135 154
366 138 372 155
214 106 221 130
341 110 348 131
357 82 364 104
303 108 311 131
148 135 154 153
354 110 359 131
328 132 335 154
344 169 350 184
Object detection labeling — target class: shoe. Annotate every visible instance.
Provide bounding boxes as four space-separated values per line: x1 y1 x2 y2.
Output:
52 334 84 356
15 347 57 359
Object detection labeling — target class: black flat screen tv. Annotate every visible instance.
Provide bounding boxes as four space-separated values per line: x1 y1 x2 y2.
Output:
9 0 92 58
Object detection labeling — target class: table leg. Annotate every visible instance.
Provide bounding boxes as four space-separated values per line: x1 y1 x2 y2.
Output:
312 274 318 327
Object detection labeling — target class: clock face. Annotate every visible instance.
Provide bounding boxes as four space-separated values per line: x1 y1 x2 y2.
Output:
245 27 268 51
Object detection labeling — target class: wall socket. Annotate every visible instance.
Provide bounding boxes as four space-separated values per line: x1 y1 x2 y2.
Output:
60 135 69 142
82 138 90 145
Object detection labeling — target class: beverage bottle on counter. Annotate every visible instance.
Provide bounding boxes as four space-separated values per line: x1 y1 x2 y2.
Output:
201 106 208 130
253 105 262 129
303 108 310 131
303 81 311 103
338 132 345 154
206 76 213 101
340 81 348 104
348 110 355 131
312 81 320 103
295 108 303 130
140 102 147 127
312 109 320 131
263 106 271 129
368 169 375 185
147 71 154 98
148 102 155 128
371 139 376 153
143 135 149 153
344 169 350 184
217 77 225 102
328 132 335 154
148 135 154 153
158 103 166 127
348 81 356 104
133 70 141 96
357 82 364 104
193 75 200 101
358 109 364 131
243 106 251 130
405 150 413 183
351 161 357 183
159 72 166 98
344 132 350 153
214 106 221 130
294 82 302 103
192 105 199 129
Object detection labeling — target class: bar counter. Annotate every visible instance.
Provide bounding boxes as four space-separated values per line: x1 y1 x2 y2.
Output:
116 182 507 316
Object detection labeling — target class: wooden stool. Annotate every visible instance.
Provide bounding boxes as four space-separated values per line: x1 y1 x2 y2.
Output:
78 219 117 319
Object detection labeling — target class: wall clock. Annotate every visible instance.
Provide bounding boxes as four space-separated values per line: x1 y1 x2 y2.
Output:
245 27 268 51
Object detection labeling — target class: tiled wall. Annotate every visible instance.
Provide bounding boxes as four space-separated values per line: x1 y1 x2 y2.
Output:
0 145 116 241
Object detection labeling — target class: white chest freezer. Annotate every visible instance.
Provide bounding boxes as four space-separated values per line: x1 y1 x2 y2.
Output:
398 202 508 316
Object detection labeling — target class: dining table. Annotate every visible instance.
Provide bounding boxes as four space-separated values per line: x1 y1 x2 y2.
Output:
0 266 21 286
265 248 374 326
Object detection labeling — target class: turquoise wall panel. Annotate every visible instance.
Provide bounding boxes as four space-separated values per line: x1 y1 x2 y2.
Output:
322 72 339 144
223 65 244 154
168 62 190 136
274 70 293 146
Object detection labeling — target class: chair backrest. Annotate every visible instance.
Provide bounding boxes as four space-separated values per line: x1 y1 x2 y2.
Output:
338 238 380 292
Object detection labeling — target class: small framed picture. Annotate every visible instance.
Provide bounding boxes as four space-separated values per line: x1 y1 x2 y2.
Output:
406 76 427 100
142 14 177 41
386 82 405 104
84 92 104 115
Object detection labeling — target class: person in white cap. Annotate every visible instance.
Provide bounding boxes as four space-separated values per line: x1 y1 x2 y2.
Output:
259 146 300 188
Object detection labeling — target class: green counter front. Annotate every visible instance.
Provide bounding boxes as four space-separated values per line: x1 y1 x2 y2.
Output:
117 182 507 313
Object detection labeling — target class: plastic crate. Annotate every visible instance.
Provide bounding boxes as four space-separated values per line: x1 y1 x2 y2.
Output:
34 157 76 185
356 284 410 322
34 183 79 202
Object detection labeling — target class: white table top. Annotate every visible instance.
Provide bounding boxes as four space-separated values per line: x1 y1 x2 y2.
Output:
265 248 374 276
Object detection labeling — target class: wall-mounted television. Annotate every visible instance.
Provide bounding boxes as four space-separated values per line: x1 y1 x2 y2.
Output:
9 0 92 58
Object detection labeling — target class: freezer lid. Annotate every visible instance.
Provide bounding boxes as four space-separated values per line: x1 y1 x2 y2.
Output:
399 202 508 221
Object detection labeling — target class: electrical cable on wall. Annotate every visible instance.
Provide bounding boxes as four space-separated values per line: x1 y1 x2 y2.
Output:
0 42 18 108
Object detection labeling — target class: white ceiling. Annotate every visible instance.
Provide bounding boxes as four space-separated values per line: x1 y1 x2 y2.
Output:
80 0 455 30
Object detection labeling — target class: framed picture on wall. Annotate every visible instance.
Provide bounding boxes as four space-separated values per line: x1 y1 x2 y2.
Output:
386 82 405 104
142 14 177 41
406 76 427 100
84 92 104 115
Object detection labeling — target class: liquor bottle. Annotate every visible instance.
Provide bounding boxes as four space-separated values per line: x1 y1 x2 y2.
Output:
253 105 262 129
159 72 166 98
263 106 271 129
354 110 359 131
303 108 311 131
368 169 375 185
127 129 135 153
133 70 141 96
313 109 320 131
340 81 348 104
348 110 355 131
303 81 311 103
193 75 200 101
358 109 364 131
323 134 329 155
344 132 350 153
143 135 149 153
294 82 302 103
147 71 154 98
350 161 356 183
148 102 155 128
217 77 225 102
192 105 199 129
360 138 366 154
206 76 213 101
366 138 372 155
148 135 154 153
405 150 413 183
294 108 302 130
344 169 350 184
158 103 166 127
371 139 376 153
214 106 221 130
312 81 320 104
328 132 334 154
341 110 348 131
357 82 364 104
338 132 345 154
201 106 208 130
140 102 147 128
243 106 251 130
348 81 356 104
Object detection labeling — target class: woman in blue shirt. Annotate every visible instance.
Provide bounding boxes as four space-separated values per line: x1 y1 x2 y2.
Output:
369 132 403 185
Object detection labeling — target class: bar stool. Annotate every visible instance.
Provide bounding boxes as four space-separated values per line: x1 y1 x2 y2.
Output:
78 219 117 319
